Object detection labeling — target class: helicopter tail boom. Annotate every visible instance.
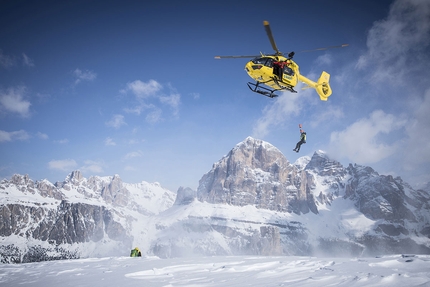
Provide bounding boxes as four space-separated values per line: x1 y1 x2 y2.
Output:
298 71 332 101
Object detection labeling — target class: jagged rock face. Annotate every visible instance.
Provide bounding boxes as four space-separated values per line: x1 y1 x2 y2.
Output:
100 175 130 206
197 137 318 214
305 152 430 245
306 151 346 177
305 151 347 197
8 174 63 200
345 164 423 222
0 172 175 263
0 202 130 245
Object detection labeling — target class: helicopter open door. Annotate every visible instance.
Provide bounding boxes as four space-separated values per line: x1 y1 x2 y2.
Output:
298 71 332 101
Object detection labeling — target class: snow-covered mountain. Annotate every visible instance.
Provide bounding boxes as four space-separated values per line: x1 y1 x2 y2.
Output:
151 137 430 258
0 171 176 263
1 137 430 263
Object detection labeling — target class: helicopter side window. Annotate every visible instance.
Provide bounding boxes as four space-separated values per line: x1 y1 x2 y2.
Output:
283 66 294 76
264 58 274 67
251 57 267 65
252 57 274 67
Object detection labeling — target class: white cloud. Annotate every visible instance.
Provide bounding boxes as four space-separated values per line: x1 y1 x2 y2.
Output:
309 106 344 128
353 0 430 181
190 92 200 99
315 54 332 66
0 86 31 117
124 106 145 115
252 91 306 138
356 0 430 84
53 138 69 144
328 110 407 164
128 139 142 144
106 114 126 129
145 108 162 123
123 103 155 116
22 53 34 67
124 150 143 160
0 50 15 68
0 51 35 68
73 68 97 84
36 132 48 140
403 88 430 166
160 93 180 115
0 130 30 142
48 159 78 171
124 165 136 171
81 160 104 174
104 137 116 146
121 79 162 98
121 80 181 120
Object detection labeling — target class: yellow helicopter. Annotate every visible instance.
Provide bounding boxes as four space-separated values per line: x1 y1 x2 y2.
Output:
215 21 348 99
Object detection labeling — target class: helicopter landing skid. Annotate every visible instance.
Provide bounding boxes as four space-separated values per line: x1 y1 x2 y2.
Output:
272 77 297 93
247 82 279 98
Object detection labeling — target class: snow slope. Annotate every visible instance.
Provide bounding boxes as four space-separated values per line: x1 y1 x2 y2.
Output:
1 254 429 287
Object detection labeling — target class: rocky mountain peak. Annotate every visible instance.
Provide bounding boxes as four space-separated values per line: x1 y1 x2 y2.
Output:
294 156 311 170
67 170 84 184
305 150 346 177
228 136 288 170
10 174 33 186
197 137 317 214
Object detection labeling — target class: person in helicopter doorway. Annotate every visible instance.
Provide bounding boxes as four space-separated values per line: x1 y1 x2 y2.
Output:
272 58 286 81
293 129 306 153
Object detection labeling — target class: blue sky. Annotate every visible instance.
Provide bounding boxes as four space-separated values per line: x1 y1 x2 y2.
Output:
1 0 429 191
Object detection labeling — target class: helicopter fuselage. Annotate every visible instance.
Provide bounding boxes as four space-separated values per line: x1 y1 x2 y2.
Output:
245 55 332 100
245 55 299 91
216 20 339 100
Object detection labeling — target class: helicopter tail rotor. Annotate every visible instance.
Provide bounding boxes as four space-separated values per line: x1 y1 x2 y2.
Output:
298 71 332 101
316 71 332 101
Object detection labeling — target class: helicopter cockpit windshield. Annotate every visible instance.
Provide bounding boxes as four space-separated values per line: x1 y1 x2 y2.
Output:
251 57 274 67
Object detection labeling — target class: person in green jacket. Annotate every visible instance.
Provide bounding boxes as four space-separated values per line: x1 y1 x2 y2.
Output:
293 129 306 153
130 247 141 257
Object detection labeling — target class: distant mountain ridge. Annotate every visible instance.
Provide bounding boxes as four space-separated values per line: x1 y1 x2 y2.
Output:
0 171 175 263
1 137 429 263
154 137 430 257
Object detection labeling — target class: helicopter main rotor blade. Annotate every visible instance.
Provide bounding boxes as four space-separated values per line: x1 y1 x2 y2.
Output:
298 44 349 53
215 55 260 59
263 20 281 55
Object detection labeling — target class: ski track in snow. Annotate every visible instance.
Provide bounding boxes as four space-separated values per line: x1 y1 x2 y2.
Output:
1 255 429 287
